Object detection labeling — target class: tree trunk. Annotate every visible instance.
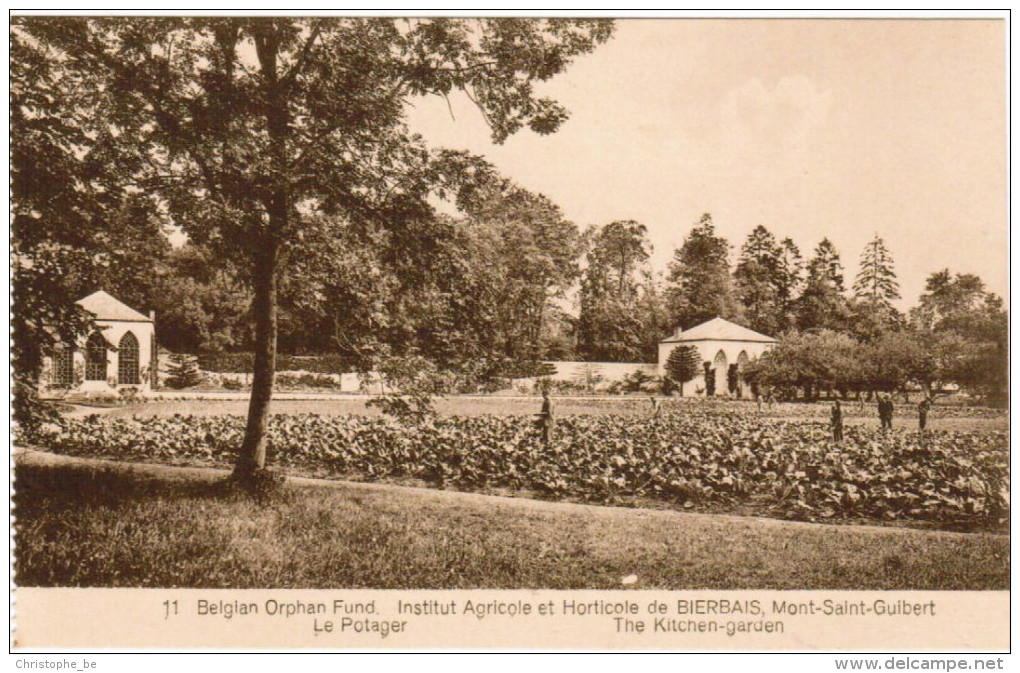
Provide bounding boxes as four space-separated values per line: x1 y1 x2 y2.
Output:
234 24 287 485
233 239 280 482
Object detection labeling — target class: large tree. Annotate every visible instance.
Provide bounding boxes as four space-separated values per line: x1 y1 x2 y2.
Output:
12 28 172 427
777 237 803 328
733 225 800 336
848 234 902 342
15 17 614 484
459 177 584 363
910 270 1008 403
666 213 740 330
911 270 1000 335
577 220 664 362
852 234 900 313
795 238 849 331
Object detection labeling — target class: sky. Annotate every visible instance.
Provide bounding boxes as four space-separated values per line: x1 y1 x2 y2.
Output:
404 19 1007 309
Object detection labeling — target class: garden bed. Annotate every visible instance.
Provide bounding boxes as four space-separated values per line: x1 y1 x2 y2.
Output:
27 411 1009 532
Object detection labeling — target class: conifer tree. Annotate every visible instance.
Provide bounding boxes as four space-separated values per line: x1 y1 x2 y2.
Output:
666 213 740 330
777 237 803 327
734 225 783 335
850 234 901 341
664 344 701 396
165 352 202 389
853 234 900 311
796 238 849 331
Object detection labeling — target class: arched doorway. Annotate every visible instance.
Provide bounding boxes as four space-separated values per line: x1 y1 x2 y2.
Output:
712 350 728 397
85 332 108 381
737 351 750 399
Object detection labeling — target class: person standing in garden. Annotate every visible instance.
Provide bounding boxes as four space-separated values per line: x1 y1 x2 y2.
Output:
878 393 894 431
830 399 844 442
649 395 662 420
918 395 932 431
538 386 556 447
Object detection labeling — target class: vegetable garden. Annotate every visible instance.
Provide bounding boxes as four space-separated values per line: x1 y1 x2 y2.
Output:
27 410 1008 532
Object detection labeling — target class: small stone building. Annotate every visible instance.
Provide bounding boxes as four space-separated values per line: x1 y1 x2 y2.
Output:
657 317 775 397
41 291 156 395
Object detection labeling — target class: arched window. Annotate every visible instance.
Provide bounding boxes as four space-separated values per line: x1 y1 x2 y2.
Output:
52 345 75 386
85 332 108 381
118 332 140 385
736 351 750 369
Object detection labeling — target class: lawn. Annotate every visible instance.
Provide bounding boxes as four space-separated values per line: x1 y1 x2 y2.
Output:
13 452 1009 590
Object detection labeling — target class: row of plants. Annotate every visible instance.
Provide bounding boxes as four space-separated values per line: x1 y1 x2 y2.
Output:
493 396 1008 419
202 372 343 391
195 352 352 375
26 412 1008 530
161 352 345 391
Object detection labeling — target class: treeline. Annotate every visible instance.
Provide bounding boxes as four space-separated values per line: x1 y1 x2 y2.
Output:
10 13 1003 404
17 177 1006 403
125 174 585 379
578 214 1006 404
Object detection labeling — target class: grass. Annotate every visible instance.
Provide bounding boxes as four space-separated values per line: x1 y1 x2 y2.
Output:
14 453 1009 590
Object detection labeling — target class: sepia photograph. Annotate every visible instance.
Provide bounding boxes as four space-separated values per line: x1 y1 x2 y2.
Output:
9 12 1009 652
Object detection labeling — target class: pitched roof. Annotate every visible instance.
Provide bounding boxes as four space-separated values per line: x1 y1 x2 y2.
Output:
660 317 775 344
76 290 152 322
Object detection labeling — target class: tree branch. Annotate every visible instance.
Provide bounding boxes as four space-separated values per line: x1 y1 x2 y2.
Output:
280 20 323 89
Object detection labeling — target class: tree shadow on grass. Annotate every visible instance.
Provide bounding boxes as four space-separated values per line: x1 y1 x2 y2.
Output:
13 461 293 513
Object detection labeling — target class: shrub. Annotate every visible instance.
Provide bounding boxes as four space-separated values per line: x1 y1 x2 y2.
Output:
221 378 246 391
197 352 351 375
620 370 659 393
165 353 203 389
276 373 341 390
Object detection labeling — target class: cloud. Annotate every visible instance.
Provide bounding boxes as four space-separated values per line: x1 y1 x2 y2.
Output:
718 76 833 172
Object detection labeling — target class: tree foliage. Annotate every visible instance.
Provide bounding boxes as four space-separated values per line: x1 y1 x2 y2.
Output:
164 352 203 389
664 345 701 396
733 225 800 335
459 177 584 363
744 330 864 399
796 238 849 332
151 245 252 353
577 220 665 362
666 213 740 330
910 270 1008 403
853 234 900 311
12 26 172 427
13 16 614 481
